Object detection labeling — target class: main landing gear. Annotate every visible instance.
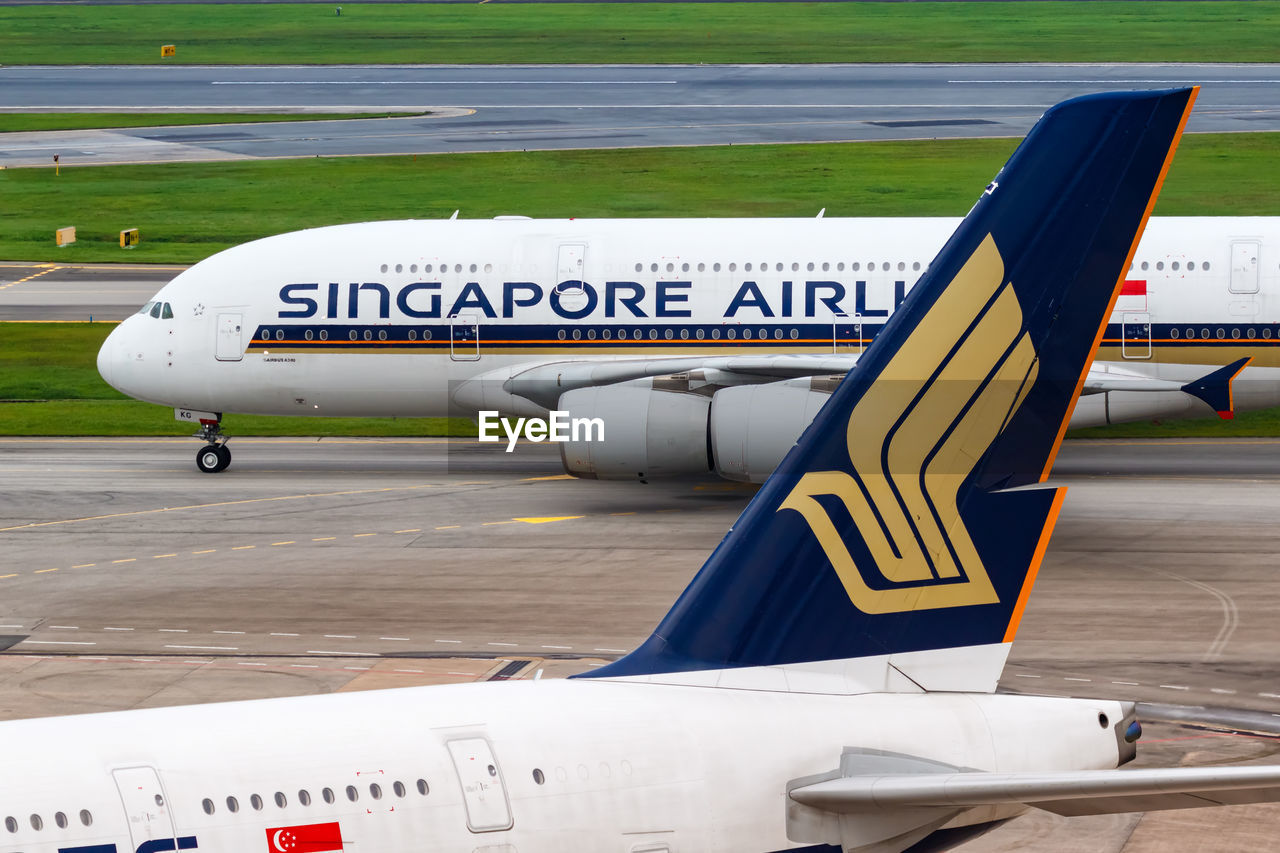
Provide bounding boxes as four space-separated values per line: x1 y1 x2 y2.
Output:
194 418 231 474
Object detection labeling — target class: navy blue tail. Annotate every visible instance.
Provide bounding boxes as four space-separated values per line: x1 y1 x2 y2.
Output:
577 88 1197 679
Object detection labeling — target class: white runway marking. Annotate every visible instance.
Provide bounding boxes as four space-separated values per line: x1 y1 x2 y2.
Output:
25 640 95 646
165 644 238 651
211 80 679 86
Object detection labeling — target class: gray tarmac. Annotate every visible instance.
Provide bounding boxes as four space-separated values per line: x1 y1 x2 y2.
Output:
0 261 181 321
3 435 1280 849
2 63 1278 167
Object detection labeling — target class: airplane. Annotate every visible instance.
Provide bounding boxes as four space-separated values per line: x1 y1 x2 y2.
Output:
96 209 1277 475
19 87 1280 853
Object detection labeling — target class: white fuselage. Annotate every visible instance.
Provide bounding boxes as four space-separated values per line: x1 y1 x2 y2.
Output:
0 678 1126 853
97 215 1280 423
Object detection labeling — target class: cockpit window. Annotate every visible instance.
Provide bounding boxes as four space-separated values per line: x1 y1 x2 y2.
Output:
149 302 163 319
138 301 157 315
161 303 174 320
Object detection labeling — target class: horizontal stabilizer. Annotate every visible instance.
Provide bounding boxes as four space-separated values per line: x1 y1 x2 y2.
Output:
789 765 1280 817
1181 357 1251 419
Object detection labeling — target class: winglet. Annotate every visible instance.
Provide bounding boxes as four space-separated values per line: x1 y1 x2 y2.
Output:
1182 356 1252 419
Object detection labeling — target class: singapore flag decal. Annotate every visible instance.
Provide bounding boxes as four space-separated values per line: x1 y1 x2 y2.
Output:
265 822 344 853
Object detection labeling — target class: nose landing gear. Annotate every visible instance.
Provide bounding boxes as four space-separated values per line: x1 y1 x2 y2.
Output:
194 418 231 474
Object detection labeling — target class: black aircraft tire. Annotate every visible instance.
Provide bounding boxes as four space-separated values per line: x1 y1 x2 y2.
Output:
197 445 224 474
214 444 232 473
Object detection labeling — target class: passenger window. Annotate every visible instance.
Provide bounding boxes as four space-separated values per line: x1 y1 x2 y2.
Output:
226 797 239 813
250 794 263 811
4 816 16 833
322 788 335 804
79 810 92 827
297 789 311 807
346 786 359 802
393 781 407 798
275 792 287 808
416 779 430 796
369 784 382 800
162 303 174 320
202 799 214 815
55 812 68 829
30 814 43 831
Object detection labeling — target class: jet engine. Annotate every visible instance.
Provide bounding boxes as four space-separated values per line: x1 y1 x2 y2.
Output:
558 382 712 481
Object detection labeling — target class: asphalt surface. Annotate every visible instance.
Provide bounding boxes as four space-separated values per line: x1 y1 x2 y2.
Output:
0 262 181 321
3 436 1280 847
2 63 1279 166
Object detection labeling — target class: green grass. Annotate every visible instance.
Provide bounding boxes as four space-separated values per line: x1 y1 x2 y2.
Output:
0 322 470 436
1 2 1278 65
0 112 423 134
3 133 1278 264
1072 409 1280 439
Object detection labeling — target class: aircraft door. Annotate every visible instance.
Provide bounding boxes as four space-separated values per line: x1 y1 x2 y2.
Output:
1121 312 1152 359
215 312 244 362
450 313 480 362
834 312 863 354
446 737 514 832
112 766 178 851
556 243 586 286
1230 240 1261 293
555 243 589 312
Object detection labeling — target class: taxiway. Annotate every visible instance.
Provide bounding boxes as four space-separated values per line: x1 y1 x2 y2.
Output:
3 63 1279 166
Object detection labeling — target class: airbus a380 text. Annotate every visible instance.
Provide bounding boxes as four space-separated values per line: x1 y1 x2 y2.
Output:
99 213 1275 475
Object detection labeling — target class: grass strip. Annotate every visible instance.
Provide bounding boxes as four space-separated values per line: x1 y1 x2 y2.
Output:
1 2 1278 65
3 133 1278 265
0 112 423 134
0 322 471 436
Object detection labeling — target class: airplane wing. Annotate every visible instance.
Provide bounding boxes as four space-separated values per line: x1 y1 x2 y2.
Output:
501 354 1249 413
788 765 1280 817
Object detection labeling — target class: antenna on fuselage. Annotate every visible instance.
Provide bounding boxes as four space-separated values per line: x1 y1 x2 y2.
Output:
449 210 459 220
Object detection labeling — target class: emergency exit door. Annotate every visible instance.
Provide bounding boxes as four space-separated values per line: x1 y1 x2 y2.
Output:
447 737 513 832
112 766 178 852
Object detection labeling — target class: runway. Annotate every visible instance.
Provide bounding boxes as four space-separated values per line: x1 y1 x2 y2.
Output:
0 261 181 321
2 63 1279 166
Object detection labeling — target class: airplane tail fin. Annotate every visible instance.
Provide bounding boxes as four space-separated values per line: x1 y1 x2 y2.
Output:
576 88 1198 693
